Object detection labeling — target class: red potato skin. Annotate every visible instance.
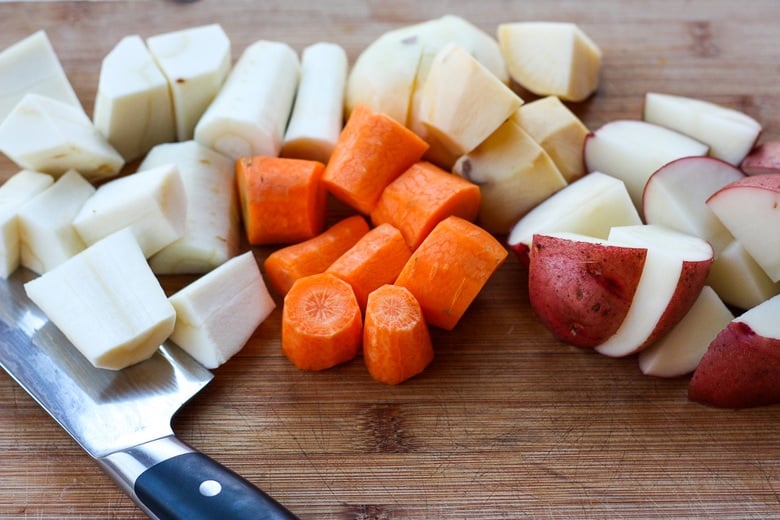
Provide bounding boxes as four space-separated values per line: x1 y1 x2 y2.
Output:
708 172 780 202
740 141 780 176
528 234 646 348
638 257 713 352
689 321 780 409
509 241 532 269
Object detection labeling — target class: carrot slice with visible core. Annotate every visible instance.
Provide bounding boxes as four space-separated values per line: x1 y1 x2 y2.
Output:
370 161 481 250
395 215 508 330
236 155 327 245
322 102 429 215
326 223 412 311
263 215 369 296
363 284 434 385
282 272 362 371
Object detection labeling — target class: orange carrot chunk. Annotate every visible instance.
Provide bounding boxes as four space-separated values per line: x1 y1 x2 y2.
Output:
370 161 481 250
395 215 508 330
363 284 434 385
322 103 429 215
282 272 362 371
326 223 412 311
263 215 370 296
236 155 327 245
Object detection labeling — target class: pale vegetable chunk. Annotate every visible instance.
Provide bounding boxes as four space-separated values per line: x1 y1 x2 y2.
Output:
24 228 176 370
707 240 780 310
93 35 176 161
169 251 276 369
0 93 124 181
139 141 240 274
72 163 187 258
147 24 231 141
453 117 567 234
584 120 709 211
281 42 348 163
498 22 602 102
17 169 94 274
418 43 522 157
0 170 54 278
643 92 762 166
194 40 299 160
0 30 82 122
638 286 734 378
511 96 589 183
346 14 508 126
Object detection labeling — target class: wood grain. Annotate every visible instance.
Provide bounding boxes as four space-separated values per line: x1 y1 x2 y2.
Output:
2 1 780 518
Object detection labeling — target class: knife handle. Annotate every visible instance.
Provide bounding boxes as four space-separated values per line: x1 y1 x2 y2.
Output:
98 435 298 520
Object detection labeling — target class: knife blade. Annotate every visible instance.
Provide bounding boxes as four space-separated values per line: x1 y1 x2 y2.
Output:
0 267 298 520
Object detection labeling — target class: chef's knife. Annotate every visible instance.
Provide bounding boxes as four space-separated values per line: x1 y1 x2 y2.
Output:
0 267 298 520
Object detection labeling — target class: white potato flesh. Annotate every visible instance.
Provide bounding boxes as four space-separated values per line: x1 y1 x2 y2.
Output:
0 170 54 278
93 35 176 161
707 175 780 282
17 169 94 275
707 240 780 310
642 156 744 255
281 42 348 164
0 93 125 181
147 24 231 141
584 120 709 211
169 251 276 369
194 40 299 160
638 286 734 378
72 163 187 258
643 92 762 166
507 171 641 251
0 30 82 122
24 228 176 370
596 224 713 357
735 293 780 339
139 141 239 274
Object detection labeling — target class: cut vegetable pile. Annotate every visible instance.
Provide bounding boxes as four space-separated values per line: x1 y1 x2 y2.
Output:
2 15 780 400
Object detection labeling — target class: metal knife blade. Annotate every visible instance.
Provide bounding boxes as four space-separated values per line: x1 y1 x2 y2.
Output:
0 267 298 520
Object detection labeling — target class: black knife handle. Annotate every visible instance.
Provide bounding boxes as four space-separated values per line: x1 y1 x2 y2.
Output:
98 435 298 520
135 451 297 520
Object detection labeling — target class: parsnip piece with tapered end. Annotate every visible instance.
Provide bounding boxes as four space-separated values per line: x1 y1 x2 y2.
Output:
138 141 239 274
418 43 522 157
195 40 299 160
93 35 176 162
24 228 176 370
0 30 82 122
0 170 53 278
0 93 125 181
17 169 94 275
72 163 187 258
147 24 231 141
498 21 602 102
169 251 276 369
281 42 347 163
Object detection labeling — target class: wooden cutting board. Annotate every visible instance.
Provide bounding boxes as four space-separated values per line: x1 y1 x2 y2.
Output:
2 1 780 518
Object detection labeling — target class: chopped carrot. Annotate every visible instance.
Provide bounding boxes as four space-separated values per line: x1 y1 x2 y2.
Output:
263 214 370 296
322 102 429 215
281 272 362 371
363 284 434 385
326 223 412 311
370 161 481 250
236 155 327 245
395 215 508 330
